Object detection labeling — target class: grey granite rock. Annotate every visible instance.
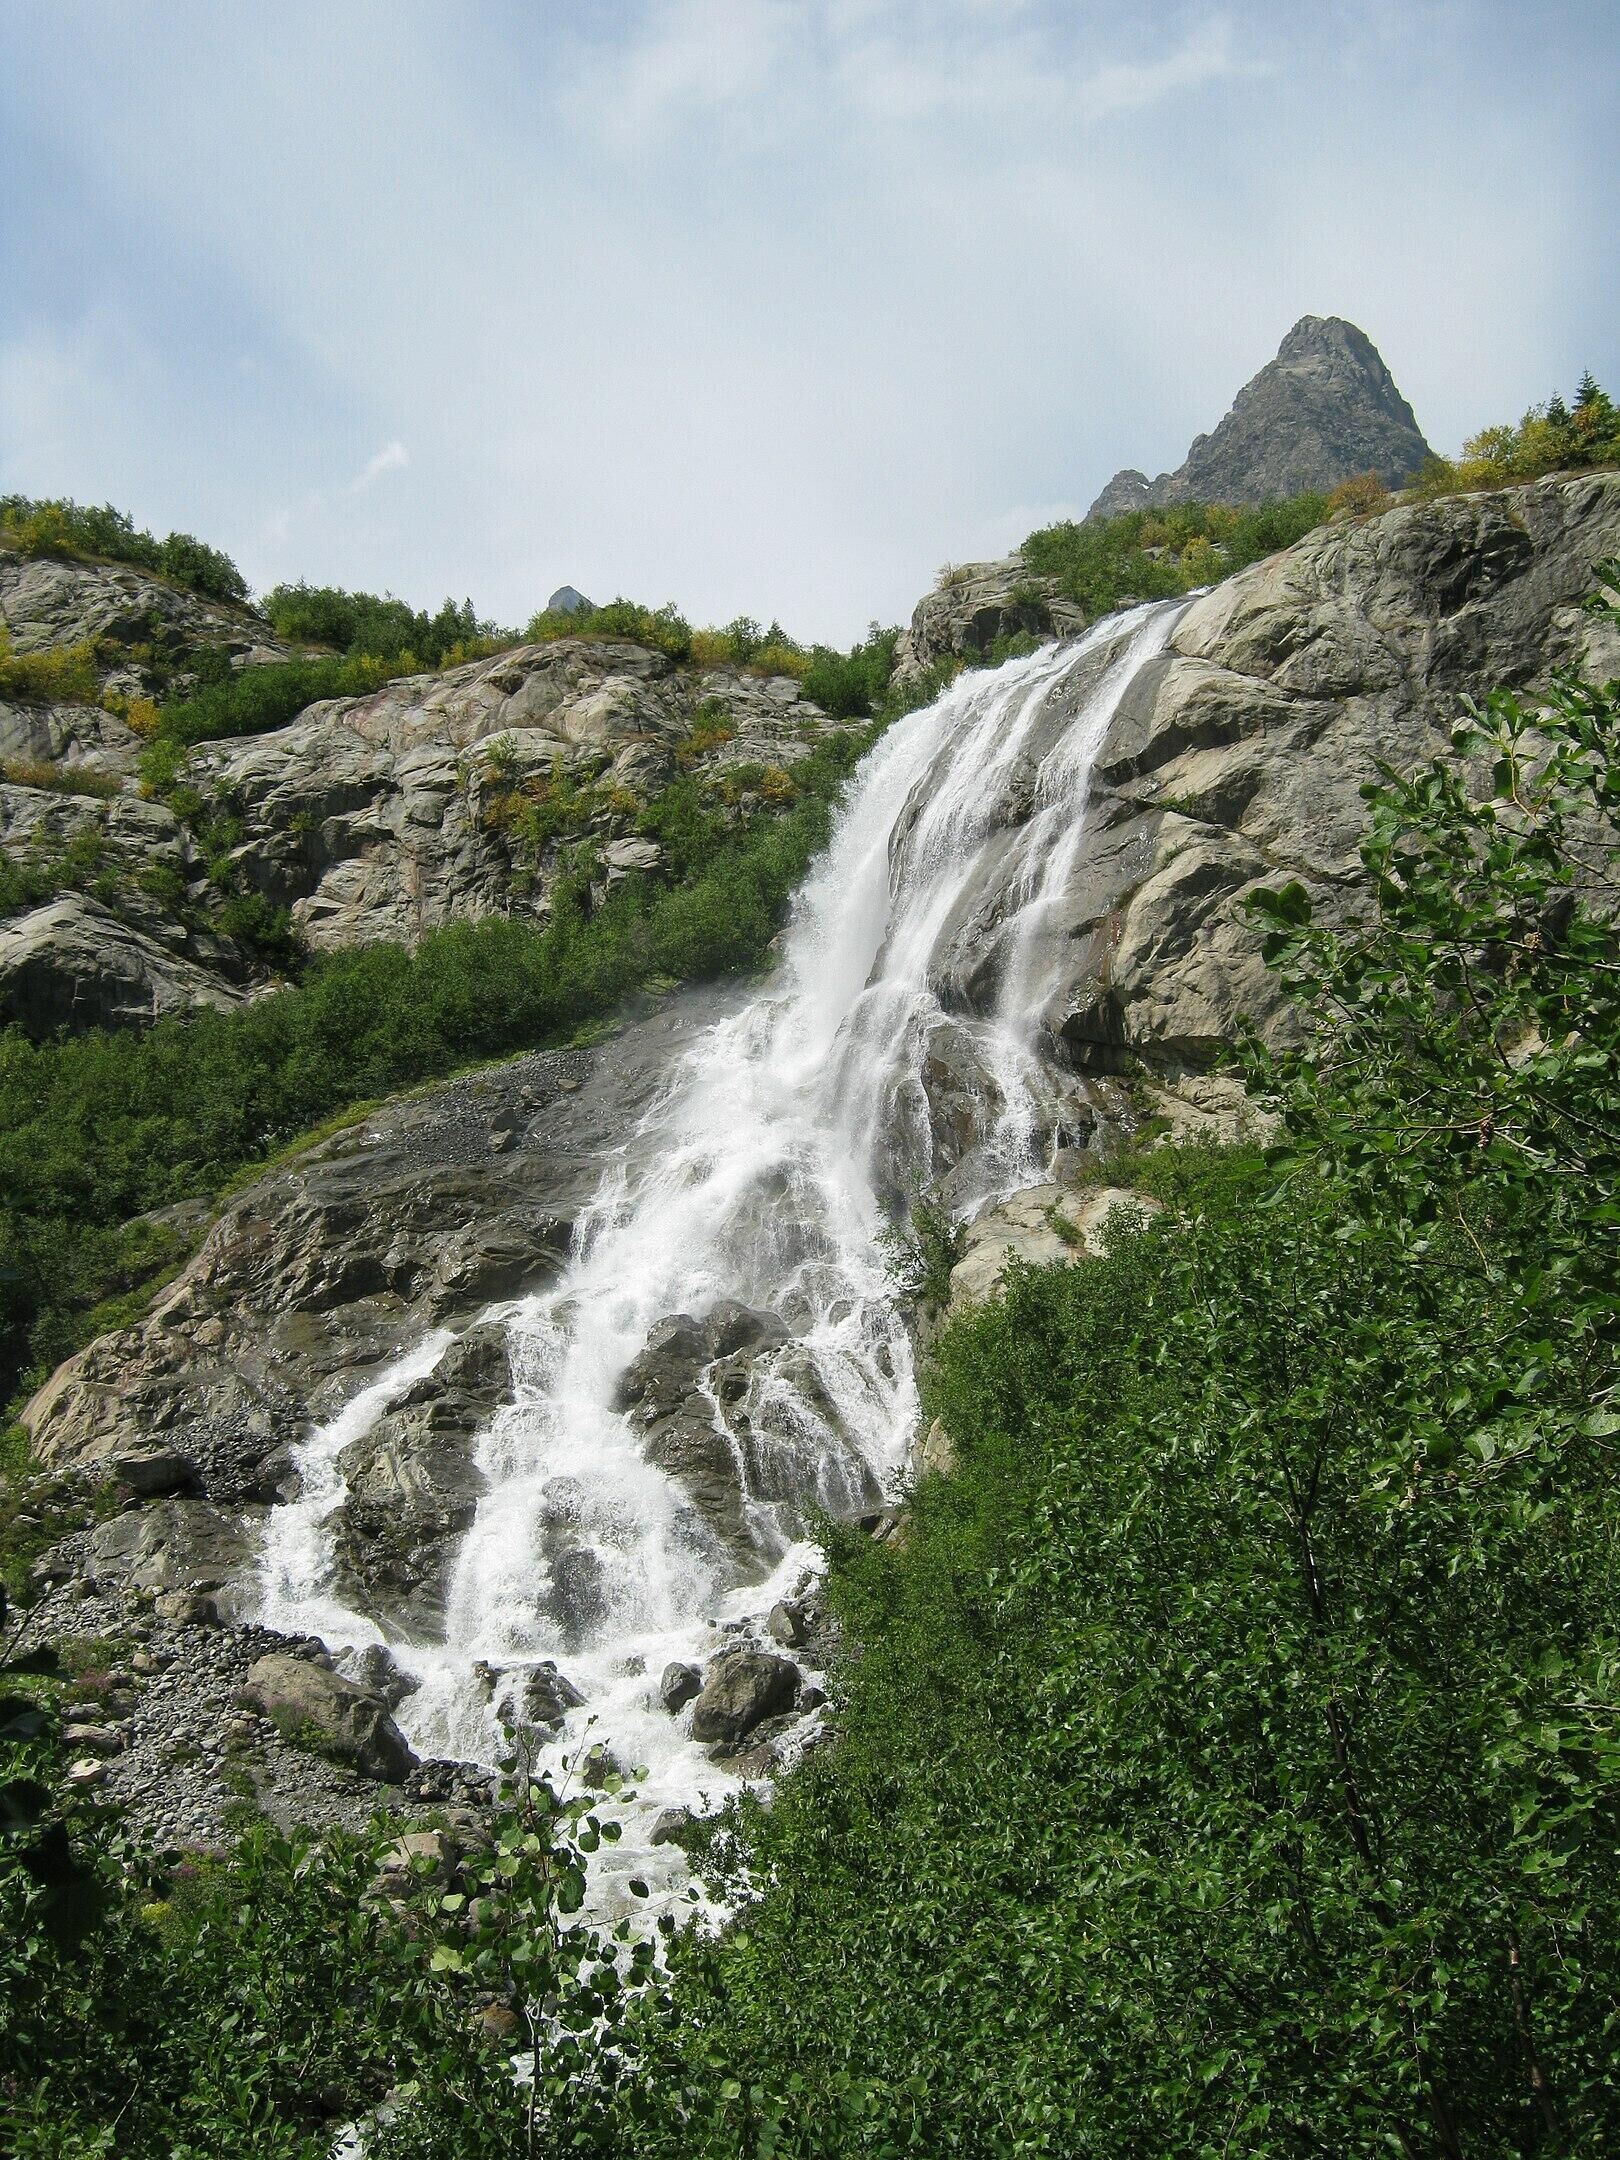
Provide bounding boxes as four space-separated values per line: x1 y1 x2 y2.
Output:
1087 315 1432 519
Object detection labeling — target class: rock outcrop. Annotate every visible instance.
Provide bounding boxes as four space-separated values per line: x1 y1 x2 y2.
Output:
329 1324 511 1636
614 1300 884 1566
918 473 1620 1088
894 557 1087 681
1086 315 1433 518
1 536 848 1035
0 891 248 1035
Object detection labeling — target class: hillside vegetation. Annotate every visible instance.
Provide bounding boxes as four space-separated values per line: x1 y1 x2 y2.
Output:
4 582 1617 2153
0 494 248 605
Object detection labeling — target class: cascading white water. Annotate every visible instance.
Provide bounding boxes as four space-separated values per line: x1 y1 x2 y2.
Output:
255 600 1185 1895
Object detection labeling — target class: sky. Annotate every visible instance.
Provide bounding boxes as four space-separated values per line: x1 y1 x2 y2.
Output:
2 0 1616 644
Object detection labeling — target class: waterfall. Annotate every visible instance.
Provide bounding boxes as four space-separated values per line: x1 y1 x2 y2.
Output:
254 600 1185 1887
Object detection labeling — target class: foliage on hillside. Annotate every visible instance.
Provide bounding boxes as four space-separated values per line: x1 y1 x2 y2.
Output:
0 494 248 605
642 626 1620 2155
261 581 506 669
1021 491 1331 618
0 726 878 1400
1414 371 1620 497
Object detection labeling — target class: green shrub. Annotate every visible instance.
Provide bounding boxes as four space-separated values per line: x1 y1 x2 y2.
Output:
262 583 507 668
1022 491 1331 619
525 595 695 660
0 495 247 604
635 637 1620 2156
800 624 901 718
0 631 100 707
0 757 120 800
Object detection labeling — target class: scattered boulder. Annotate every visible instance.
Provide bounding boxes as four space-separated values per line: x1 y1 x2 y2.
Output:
104 1443 197 1498
659 1661 702 1716
766 1601 807 1648
690 1649 800 1746
241 1653 417 1783
336 1641 420 1711
515 1662 585 1731
0 892 247 1038
649 1806 693 1847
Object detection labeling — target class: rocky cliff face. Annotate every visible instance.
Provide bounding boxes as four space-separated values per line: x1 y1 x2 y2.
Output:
188 639 833 956
1086 315 1433 519
923 473 1620 1084
0 541 842 1035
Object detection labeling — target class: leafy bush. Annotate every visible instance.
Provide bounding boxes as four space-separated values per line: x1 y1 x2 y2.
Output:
0 630 100 708
262 582 507 668
525 596 695 660
1414 370 1620 497
146 651 407 757
638 635 1620 2155
1022 491 1331 619
800 624 901 719
0 495 247 604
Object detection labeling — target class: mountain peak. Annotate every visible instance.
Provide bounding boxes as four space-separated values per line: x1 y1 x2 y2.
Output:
1086 316 1431 519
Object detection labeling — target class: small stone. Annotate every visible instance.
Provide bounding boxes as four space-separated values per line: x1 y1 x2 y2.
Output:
766 1601 806 1647
659 1661 702 1716
649 1806 692 1848
379 1828 459 1875
64 1757 108 1787
153 1591 220 1627
62 1723 126 1755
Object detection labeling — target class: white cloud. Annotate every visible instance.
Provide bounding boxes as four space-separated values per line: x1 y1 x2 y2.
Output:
351 439 409 493
1 1 1613 641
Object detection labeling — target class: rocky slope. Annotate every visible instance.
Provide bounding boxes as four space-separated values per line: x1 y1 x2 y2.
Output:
0 542 843 1034
1086 314 1433 518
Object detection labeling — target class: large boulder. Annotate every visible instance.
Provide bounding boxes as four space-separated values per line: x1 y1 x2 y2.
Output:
188 640 841 956
690 1649 800 1745
0 892 247 1037
947 1184 1158 1308
79 1497 251 1596
241 1652 416 1782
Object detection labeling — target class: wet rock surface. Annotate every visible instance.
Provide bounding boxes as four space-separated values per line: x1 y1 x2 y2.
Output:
690 1648 802 1745
22 988 743 1515
330 1324 511 1635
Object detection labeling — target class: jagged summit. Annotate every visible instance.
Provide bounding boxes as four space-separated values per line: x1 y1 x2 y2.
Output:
1086 314 1432 519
